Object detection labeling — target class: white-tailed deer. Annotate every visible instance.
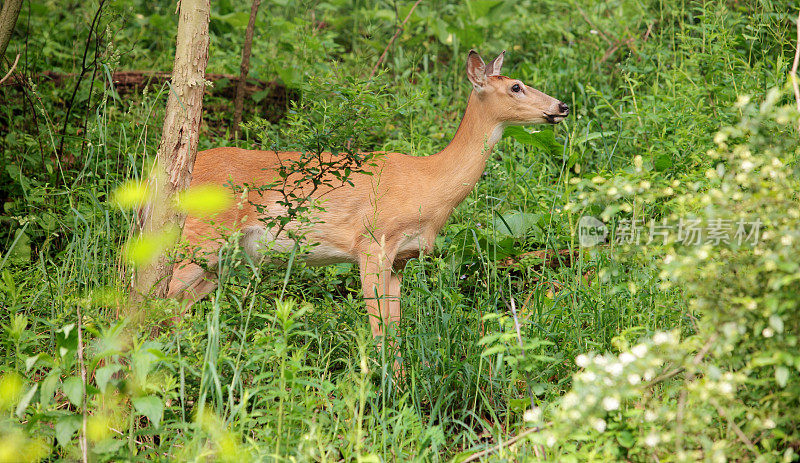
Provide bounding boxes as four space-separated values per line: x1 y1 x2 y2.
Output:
168 50 568 339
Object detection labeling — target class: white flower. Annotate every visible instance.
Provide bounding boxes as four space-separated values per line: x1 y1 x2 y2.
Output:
627 374 641 385
632 344 648 358
735 95 751 107
644 433 660 447
591 418 607 433
575 354 590 368
619 352 636 365
563 392 579 408
546 434 558 447
602 397 620 411
723 322 739 338
740 160 755 172
582 371 597 382
653 332 670 345
606 362 624 377
781 235 793 246
634 155 643 171
645 410 657 422
607 187 618 196
719 382 734 394
762 327 774 338
764 419 776 429
524 407 542 422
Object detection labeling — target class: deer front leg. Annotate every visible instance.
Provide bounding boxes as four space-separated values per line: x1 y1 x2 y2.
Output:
359 244 400 340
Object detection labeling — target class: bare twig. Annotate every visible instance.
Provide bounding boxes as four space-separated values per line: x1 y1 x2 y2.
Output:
369 0 422 78
56 0 106 160
462 427 542 463
710 398 758 456
231 0 261 139
791 8 800 133
575 3 612 45
0 52 19 85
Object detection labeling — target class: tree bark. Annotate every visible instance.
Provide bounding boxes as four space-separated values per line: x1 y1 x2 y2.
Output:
231 0 261 140
129 0 210 307
0 0 23 59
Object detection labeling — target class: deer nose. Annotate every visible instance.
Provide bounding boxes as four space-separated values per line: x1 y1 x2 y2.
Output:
558 102 570 114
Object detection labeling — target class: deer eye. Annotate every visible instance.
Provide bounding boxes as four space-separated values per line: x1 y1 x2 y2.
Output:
511 84 521 93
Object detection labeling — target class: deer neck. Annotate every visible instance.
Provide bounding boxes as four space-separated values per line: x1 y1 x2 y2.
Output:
432 91 504 209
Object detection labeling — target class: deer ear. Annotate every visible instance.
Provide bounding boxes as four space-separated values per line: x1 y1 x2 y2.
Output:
466 50 487 90
485 50 505 77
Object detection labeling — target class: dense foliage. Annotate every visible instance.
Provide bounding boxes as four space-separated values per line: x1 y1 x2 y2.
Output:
0 0 797 461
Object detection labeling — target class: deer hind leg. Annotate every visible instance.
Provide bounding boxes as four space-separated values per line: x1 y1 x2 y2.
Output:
167 260 218 313
167 225 268 315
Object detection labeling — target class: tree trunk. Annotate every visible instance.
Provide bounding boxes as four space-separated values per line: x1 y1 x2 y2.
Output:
0 0 24 59
129 0 210 307
231 0 261 140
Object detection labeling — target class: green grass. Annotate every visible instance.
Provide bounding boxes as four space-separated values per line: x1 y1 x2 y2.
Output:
0 0 796 461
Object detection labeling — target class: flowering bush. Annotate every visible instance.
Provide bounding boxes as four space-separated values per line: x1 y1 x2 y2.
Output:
530 90 800 461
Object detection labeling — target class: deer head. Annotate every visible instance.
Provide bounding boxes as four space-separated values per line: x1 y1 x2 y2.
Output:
466 50 569 125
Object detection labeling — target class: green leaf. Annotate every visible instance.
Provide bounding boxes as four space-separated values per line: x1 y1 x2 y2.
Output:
92 437 125 454
57 324 78 360
508 398 530 413
467 0 504 19
776 366 789 388
654 155 673 171
132 395 163 429
493 211 542 239
8 229 31 264
616 430 635 448
503 126 561 154
62 377 84 407
55 414 82 447
481 345 507 357
15 383 37 418
41 371 60 408
25 354 42 373
769 315 784 334
95 364 121 392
